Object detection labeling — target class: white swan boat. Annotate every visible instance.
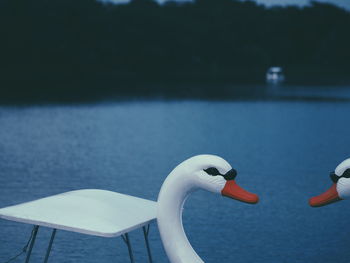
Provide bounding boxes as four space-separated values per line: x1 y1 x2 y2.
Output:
0 155 259 263
310 158 350 207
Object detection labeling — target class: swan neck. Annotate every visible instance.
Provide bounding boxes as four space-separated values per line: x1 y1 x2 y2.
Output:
157 171 203 263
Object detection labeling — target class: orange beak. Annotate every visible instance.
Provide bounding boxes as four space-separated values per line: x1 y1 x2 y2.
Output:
309 183 342 207
221 180 259 204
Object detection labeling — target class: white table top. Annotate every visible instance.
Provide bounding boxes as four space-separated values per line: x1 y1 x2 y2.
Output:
0 189 157 237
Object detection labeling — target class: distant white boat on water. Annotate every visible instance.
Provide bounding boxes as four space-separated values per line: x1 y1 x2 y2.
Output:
266 66 285 84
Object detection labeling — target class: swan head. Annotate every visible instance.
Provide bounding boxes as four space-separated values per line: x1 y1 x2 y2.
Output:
309 158 350 207
178 155 259 204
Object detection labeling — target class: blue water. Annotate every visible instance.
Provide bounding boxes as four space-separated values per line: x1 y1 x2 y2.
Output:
1 88 350 262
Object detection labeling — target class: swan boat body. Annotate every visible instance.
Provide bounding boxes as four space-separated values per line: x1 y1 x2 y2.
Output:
0 155 259 262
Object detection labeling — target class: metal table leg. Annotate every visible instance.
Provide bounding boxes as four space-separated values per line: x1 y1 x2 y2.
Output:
143 225 153 263
25 225 39 263
121 233 134 263
43 229 56 263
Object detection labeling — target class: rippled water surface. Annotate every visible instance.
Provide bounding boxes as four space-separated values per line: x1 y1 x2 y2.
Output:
1 88 350 262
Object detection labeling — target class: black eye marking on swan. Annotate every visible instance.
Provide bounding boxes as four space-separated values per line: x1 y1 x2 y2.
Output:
224 169 237 180
204 167 221 176
204 167 237 181
330 168 350 183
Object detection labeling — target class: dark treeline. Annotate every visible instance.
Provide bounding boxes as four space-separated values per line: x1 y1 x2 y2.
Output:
0 0 349 101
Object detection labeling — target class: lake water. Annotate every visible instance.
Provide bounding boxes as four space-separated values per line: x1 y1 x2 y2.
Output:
1 85 350 263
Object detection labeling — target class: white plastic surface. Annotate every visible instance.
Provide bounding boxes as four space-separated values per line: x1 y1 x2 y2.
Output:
0 189 157 237
157 155 232 263
335 158 350 176
335 158 350 199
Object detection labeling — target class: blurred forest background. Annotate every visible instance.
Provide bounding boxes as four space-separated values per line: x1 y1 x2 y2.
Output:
0 0 349 102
